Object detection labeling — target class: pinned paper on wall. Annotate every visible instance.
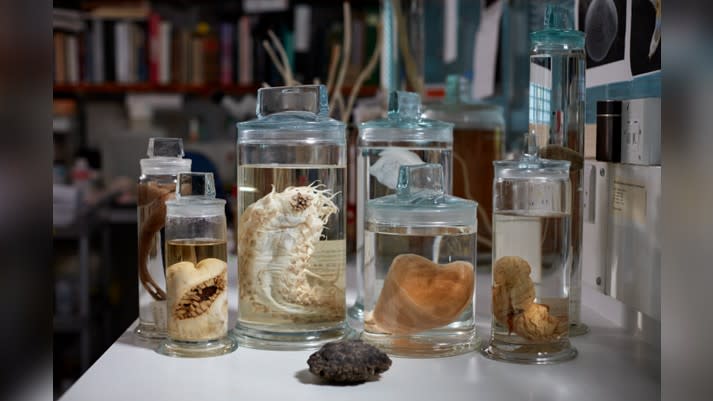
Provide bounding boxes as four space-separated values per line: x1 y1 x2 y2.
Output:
472 0 503 99
294 5 311 52
576 0 632 87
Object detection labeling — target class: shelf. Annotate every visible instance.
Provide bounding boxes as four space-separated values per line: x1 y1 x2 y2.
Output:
53 83 380 97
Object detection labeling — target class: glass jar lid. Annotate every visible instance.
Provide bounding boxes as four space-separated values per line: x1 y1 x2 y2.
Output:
359 91 453 143
530 4 584 49
367 164 477 229
139 137 192 175
166 172 225 217
237 85 345 144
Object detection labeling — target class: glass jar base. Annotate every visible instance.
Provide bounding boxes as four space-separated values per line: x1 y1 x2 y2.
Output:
569 322 589 337
232 323 352 350
361 331 478 358
135 323 166 340
156 336 237 358
481 339 577 364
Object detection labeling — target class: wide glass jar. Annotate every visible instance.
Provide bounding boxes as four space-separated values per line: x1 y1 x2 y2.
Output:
351 91 453 326
482 145 577 364
362 163 477 357
135 137 191 340
234 85 347 349
157 172 236 357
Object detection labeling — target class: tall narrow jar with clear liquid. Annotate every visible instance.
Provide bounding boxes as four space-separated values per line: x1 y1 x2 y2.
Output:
351 91 453 327
135 138 191 339
529 4 588 336
234 85 347 349
482 141 577 364
362 163 477 357
157 172 237 357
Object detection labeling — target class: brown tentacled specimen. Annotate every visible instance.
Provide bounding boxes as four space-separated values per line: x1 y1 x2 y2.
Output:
492 256 566 341
137 182 175 301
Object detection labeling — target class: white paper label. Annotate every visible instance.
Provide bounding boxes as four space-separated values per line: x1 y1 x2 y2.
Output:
443 0 458 63
472 0 503 99
612 180 647 226
294 5 311 52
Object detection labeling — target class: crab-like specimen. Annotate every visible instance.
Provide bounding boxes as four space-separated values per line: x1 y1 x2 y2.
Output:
492 256 565 341
166 258 228 341
238 183 344 322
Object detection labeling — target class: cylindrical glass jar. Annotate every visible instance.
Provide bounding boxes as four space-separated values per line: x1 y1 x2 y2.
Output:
234 85 347 349
157 172 236 357
362 163 477 357
135 137 191 340
482 148 577 364
529 4 587 336
351 91 453 326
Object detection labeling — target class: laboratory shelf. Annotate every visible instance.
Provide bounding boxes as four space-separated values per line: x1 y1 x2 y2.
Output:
59 269 660 401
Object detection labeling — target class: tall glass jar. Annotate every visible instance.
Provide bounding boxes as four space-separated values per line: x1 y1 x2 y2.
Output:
135 137 191 339
529 4 587 336
351 91 453 327
482 143 577 364
362 163 477 357
234 85 347 349
157 172 237 357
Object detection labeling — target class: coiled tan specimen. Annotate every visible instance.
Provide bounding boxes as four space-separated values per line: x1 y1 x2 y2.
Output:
166 258 228 341
238 183 344 322
366 254 474 335
492 256 565 341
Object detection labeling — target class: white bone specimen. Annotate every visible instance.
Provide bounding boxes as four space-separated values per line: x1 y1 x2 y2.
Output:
238 183 344 322
166 258 228 341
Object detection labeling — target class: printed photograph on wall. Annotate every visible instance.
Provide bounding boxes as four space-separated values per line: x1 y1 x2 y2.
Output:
629 0 661 76
576 0 632 87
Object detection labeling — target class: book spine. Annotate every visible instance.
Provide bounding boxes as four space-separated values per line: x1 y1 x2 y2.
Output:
54 32 66 84
238 16 252 85
191 36 203 85
103 20 115 82
148 12 160 83
66 34 79 84
220 23 233 86
115 21 131 83
159 21 172 84
91 18 104 83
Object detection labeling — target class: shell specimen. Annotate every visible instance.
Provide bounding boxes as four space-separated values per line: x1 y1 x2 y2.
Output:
238 183 345 322
307 340 392 383
492 256 565 341
166 258 228 341
366 253 474 335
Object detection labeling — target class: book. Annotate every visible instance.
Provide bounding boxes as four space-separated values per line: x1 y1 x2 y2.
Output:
148 12 160 83
203 29 220 85
159 21 172 84
54 32 66 83
238 16 253 86
102 19 116 81
91 18 104 82
220 23 233 86
114 21 131 83
65 34 79 84
191 36 203 85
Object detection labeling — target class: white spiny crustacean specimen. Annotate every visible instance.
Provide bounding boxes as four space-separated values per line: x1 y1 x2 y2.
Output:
238 182 344 321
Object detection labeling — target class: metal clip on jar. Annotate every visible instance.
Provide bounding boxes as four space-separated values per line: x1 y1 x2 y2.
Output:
482 136 577 364
362 163 477 357
234 85 347 349
135 137 191 340
157 172 237 357
352 91 454 326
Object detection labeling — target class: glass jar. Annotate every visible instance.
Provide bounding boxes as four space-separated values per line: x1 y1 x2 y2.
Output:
157 172 236 357
362 163 477 357
482 142 577 364
135 137 191 339
234 85 347 349
351 90 453 326
529 4 587 336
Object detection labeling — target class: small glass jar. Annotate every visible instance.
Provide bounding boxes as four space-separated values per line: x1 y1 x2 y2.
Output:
135 137 191 340
351 91 453 326
157 172 237 357
482 141 577 364
362 164 477 357
234 85 347 349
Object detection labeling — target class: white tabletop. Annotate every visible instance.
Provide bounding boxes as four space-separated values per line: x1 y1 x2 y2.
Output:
60 267 660 401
